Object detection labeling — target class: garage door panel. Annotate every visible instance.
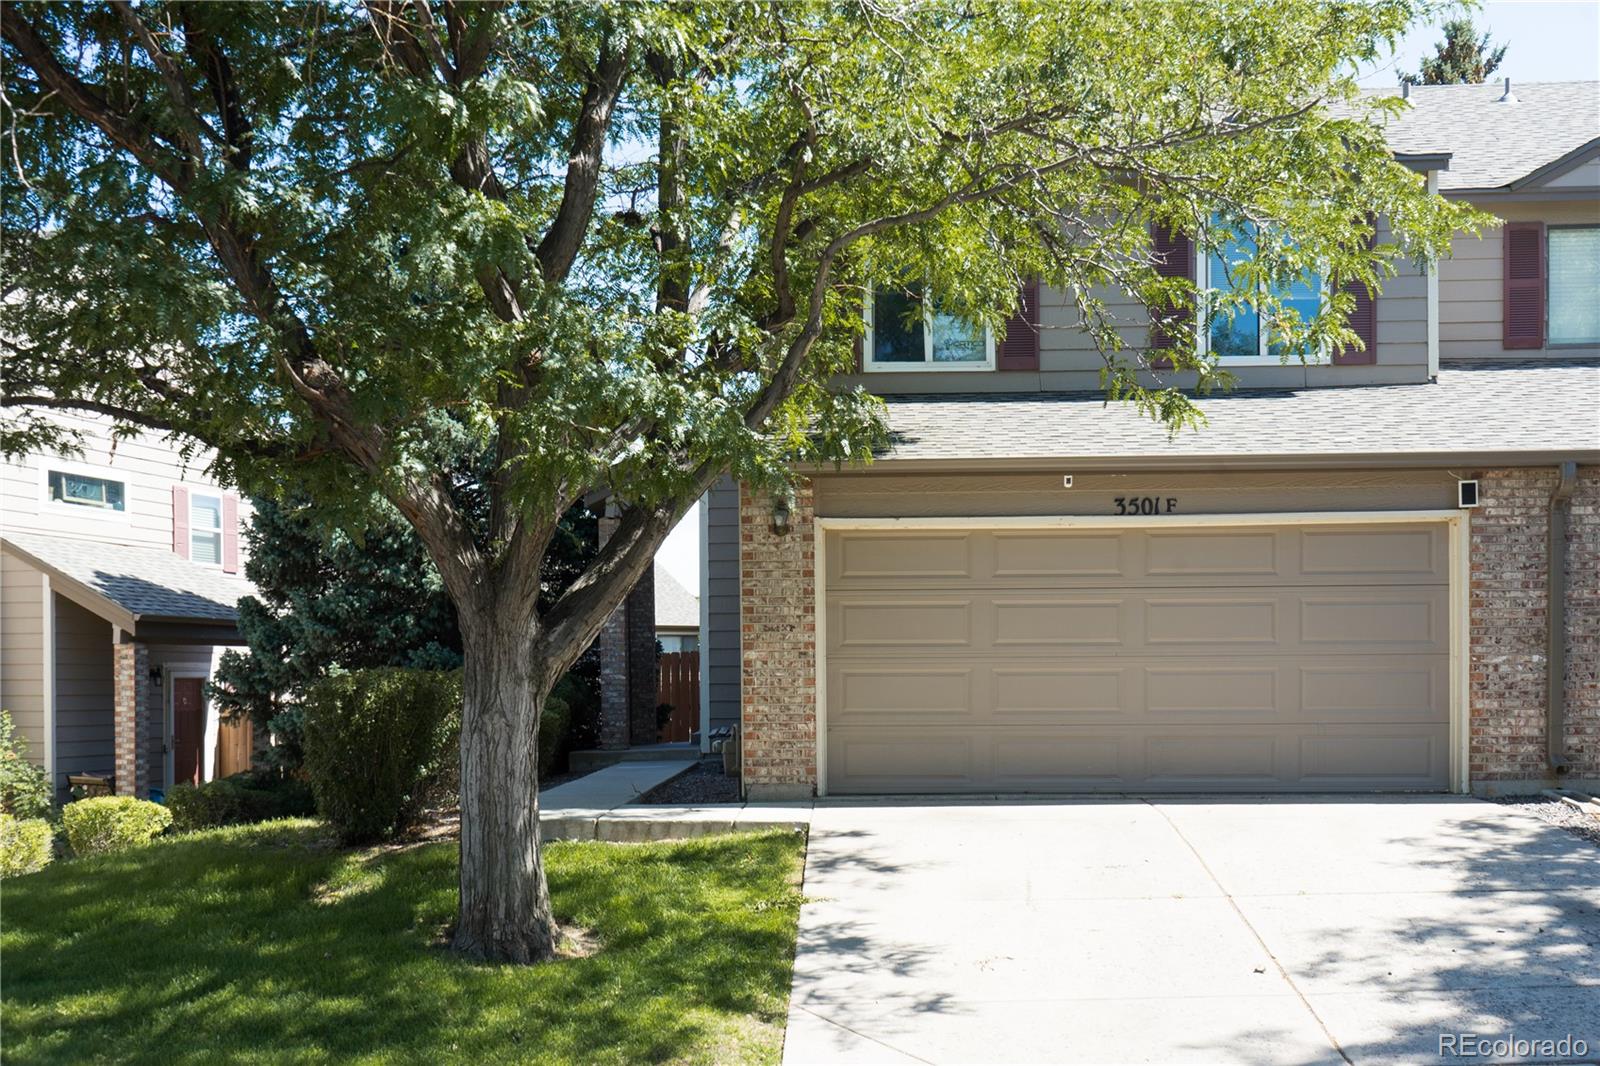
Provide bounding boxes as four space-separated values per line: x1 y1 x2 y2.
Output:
834 667 974 723
833 599 972 648
992 598 1123 646
1145 531 1281 577
991 532 1126 577
1299 592 1443 650
1296 732 1444 786
1300 527 1441 577
824 524 1452 794
835 533 972 580
991 667 1125 718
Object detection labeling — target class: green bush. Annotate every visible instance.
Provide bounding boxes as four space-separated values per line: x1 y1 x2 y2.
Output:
61 797 172 856
1 711 54 819
0 814 53 877
167 771 317 832
302 668 461 844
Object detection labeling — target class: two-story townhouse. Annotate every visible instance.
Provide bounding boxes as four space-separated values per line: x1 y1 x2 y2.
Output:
1 410 254 800
704 79 1600 800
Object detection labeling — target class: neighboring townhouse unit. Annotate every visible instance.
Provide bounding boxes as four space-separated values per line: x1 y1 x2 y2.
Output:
708 79 1600 800
0 410 253 800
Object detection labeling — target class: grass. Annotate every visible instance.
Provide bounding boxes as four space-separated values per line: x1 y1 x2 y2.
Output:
1 821 807 1065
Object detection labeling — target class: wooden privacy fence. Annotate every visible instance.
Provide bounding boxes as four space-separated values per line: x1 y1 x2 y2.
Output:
215 716 254 778
657 651 700 743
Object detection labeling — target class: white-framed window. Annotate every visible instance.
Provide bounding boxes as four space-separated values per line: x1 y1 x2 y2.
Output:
863 284 994 372
1548 225 1600 346
41 462 130 523
190 493 223 565
1198 219 1326 365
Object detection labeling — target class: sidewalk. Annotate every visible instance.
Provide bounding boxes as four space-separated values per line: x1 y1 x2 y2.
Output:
539 759 812 842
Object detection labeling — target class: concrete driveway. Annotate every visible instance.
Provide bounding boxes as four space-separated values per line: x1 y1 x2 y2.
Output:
783 797 1600 1065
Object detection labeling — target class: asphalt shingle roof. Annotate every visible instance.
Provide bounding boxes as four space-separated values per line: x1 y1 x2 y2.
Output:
1 532 252 624
654 566 699 630
1356 81 1600 191
878 361 1600 464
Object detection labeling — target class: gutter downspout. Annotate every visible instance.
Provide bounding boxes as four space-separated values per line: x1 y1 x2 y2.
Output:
1548 461 1578 774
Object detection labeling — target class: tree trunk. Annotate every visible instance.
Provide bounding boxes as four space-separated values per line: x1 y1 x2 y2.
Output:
450 607 558 963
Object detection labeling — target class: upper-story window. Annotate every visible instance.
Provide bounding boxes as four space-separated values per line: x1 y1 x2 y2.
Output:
1548 225 1600 346
1201 220 1323 364
865 284 994 372
190 493 224 565
47 469 126 512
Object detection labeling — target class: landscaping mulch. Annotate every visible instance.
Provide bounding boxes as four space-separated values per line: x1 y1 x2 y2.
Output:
635 758 741 805
1493 795 1600 850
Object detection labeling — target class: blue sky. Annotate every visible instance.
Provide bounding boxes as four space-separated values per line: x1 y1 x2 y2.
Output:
1359 1 1600 86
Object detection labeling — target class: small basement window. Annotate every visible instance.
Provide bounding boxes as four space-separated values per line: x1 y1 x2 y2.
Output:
190 493 224 565
865 284 993 371
47 470 126 511
1548 225 1600 345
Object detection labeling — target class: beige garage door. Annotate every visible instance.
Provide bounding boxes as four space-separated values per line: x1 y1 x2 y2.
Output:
824 524 1450 793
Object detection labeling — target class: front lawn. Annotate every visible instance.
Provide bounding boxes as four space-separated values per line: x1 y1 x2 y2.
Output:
1 822 805 1065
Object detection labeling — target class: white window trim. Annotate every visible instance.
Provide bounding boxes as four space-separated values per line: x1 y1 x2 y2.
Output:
37 459 132 525
1546 223 1600 348
862 286 996 373
189 491 224 568
1195 233 1331 367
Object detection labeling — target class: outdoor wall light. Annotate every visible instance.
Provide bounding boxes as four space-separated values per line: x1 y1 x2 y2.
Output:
771 491 795 536
148 666 163 689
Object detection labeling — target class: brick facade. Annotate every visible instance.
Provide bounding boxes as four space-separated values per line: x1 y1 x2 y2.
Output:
112 641 158 797
739 481 817 800
1470 467 1600 787
596 511 661 749
736 467 1600 795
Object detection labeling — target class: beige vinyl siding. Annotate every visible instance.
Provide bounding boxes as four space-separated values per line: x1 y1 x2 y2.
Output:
841 215 1433 394
1 410 252 557
1440 199 1600 360
53 593 114 790
814 469 1460 521
0 553 47 761
703 477 742 735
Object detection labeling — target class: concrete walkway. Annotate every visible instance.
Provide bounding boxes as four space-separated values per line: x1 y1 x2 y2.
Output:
785 796 1600 1065
537 760 811 841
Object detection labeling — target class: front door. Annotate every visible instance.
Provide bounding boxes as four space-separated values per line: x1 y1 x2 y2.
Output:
172 677 205 787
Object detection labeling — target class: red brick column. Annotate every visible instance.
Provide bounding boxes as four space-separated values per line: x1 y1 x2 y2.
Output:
113 641 158 797
596 512 630 750
739 481 817 801
1469 467 1600 789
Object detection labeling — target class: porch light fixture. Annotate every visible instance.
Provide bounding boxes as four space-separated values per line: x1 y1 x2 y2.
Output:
148 666 163 689
771 491 795 536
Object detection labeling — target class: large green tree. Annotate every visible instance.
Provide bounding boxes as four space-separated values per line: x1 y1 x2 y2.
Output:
2 0 1478 961
1405 16 1507 85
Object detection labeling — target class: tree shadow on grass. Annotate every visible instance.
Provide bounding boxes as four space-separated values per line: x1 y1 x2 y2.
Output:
1 822 805 1065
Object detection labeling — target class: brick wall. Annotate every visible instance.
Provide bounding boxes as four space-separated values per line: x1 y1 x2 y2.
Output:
112 641 157 797
739 481 816 801
1469 467 1600 787
626 570 658 743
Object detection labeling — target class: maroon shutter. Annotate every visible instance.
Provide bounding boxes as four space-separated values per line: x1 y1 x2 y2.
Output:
1333 218 1378 365
852 294 865 371
1149 224 1194 370
1503 221 1545 349
172 485 190 559
996 278 1040 371
221 493 240 574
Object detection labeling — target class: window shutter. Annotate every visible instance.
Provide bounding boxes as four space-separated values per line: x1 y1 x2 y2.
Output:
1503 221 1545 349
851 296 865 372
996 278 1041 371
1149 224 1194 370
222 493 240 574
1334 218 1378 365
172 485 190 559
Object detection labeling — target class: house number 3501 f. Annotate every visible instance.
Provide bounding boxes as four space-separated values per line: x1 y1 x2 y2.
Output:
1114 496 1177 515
